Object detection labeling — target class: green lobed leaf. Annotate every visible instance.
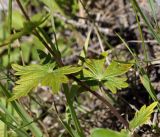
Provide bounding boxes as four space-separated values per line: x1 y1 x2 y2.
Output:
90 128 130 137
83 59 132 93
129 102 158 130
9 64 82 101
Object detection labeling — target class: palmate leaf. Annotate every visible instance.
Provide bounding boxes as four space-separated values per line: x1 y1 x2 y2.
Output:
83 59 132 93
9 64 82 101
129 102 158 130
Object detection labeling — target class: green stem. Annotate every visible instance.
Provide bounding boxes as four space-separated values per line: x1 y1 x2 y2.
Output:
63 84 85 137
8 0 12 67
131 0 148 66
4 1 12 136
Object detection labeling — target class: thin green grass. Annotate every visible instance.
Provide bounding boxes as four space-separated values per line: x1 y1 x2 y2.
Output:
131 0 160 43
7 0 12 66
116 32 160 108
131 0 148 65
148 0 157 25
130 0 160 111
4 1 13 136
63 84 85 137
0 82 43 137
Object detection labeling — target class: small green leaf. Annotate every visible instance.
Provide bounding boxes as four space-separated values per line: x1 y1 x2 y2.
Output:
23 15 49 32
140 70 160 110
37 49 48 59
140 73 158 102
129 102 158 130
0 120 4 136
1 16 48 47
37 49 52 64
56 65 82 75
104 77 128 94
40 0 64 15
9 64 82 101
90 128 130 137
12 10 25 29
100 51 108 58
83 69 95 78
21 42 31 63
78 29 92 65
104 61 132 78
84 59 105 81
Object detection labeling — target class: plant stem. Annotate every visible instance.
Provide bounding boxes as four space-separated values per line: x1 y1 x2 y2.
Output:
69 75 129 129
63 84 85 137
15 0 63 67
7 0 12 68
